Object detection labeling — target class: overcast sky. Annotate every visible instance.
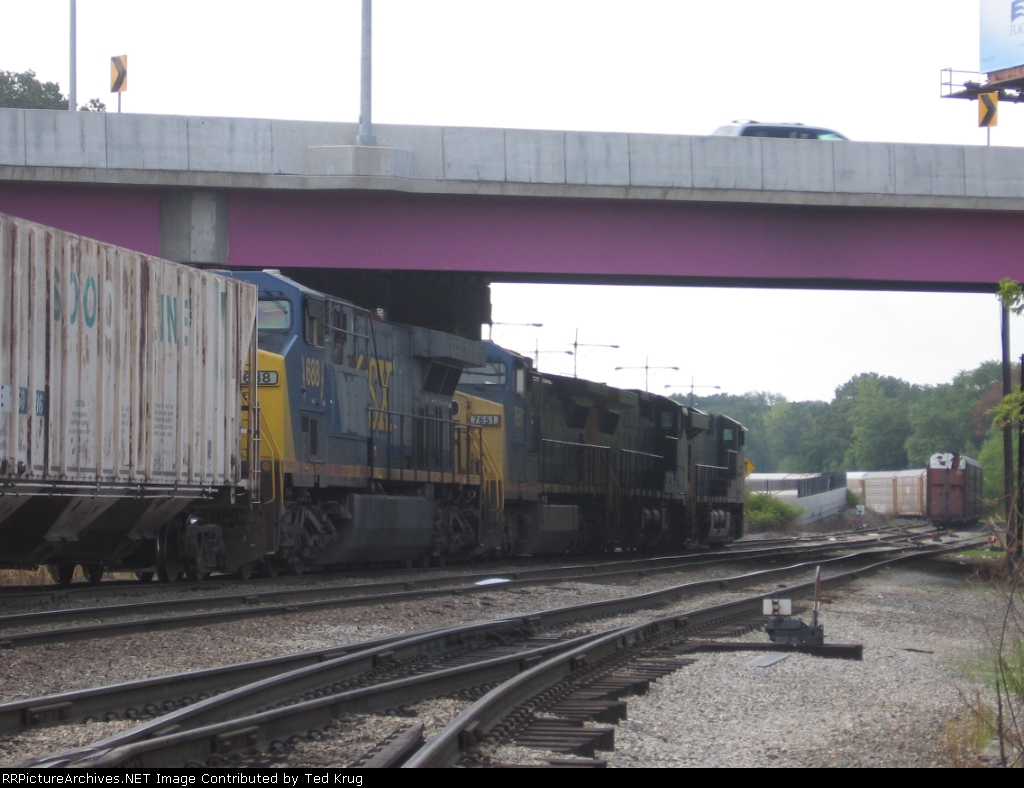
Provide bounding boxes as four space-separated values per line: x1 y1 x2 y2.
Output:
1 1 1022 400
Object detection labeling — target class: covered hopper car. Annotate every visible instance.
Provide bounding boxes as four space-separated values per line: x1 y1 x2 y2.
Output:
0 213 259 584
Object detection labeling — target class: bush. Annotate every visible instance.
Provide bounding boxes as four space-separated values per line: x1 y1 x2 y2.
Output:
746 492 803 533
846 488 862 508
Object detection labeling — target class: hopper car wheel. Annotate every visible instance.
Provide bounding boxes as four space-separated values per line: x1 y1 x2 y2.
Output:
259 557 280 579
156 521 185 584
85 565 104 585
55 564 75 587
237 563 254 581
136 572 155 583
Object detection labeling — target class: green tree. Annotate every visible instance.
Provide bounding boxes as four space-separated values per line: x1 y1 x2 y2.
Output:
843 374 916 470
762 400 826 472
991 279 1024 429
0 70 68 109
798 399 853 471
979 429 1020 508
904 363 1001 466
0 70 106 112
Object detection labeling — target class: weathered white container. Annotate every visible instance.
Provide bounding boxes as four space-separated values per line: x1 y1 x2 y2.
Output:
847 468 926 517
0 212 257 495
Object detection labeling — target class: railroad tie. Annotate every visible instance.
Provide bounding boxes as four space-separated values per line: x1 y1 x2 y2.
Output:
579 677 650 699
514 719 615 757
546 700 627 723
486 758 608 768
356 723 425 769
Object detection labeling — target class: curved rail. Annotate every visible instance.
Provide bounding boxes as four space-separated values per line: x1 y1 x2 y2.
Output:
404 540 982 767
14 538 970 768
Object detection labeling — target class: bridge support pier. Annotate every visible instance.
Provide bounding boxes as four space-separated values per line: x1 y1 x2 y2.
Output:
159 190 229 265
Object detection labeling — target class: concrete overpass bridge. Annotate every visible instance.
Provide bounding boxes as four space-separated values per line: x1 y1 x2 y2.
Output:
0 107 1022 335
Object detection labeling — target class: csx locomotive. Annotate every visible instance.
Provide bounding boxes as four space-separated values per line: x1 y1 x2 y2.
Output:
192 271 745 581
454 343 746 558
0 215 745 583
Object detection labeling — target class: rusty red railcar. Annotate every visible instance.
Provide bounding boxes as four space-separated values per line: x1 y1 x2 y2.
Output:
926 453 983 526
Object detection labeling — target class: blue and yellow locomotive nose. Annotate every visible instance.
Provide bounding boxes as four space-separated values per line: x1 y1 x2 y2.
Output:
242 349 291 513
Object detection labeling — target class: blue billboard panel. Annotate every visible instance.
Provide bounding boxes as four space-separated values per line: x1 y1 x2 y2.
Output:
981 0 1024 73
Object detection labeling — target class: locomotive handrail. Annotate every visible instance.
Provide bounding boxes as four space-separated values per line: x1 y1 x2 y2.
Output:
366 408 484 481
256 407 284 509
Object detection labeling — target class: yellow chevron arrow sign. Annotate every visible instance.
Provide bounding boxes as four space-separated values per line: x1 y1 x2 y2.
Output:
979 92 998 128
110 56 127 93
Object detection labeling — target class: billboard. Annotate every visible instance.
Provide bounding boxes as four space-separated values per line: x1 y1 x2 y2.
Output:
981 0 1024 73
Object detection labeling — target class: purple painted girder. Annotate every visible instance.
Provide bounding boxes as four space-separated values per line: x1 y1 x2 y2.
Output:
0 183 1019 288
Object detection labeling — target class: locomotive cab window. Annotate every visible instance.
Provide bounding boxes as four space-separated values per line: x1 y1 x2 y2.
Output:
514 366 528 395
304 297 325 348
325 304 347 364
461 361 507 387
258 299 292 331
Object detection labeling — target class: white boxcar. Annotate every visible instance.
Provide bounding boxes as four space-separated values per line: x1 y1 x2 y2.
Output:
0 213 257 563
847 469 927 517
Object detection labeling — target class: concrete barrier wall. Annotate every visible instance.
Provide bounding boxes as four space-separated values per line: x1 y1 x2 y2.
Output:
4 108 1024 205
770 487 848 527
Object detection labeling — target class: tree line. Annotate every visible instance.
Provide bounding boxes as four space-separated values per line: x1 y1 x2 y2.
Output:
0 69 105 111
677 360 1019 506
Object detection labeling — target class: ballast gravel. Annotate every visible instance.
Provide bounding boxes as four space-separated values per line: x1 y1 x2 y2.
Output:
597 561 1002 767
0 545 999 767
269 699 474 768
0 559 806 704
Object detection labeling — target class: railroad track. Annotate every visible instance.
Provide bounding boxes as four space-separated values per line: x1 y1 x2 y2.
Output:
0 531 937 648
405 540 983 768
0 524 934 606
12 536 975 768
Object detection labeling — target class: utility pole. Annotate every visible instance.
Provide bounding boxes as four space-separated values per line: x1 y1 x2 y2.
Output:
69 0 77 111
615 357 679 392
1004 304 1014 533
356 0 377 146
1017 353 1024 558
664 380 720 407
571 329 619 378
533 340 572 369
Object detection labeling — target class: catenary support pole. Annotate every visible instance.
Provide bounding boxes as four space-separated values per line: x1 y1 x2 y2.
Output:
356 0 376 146
69 0 77 111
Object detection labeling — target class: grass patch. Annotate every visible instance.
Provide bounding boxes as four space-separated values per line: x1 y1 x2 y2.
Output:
946 690 997 768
